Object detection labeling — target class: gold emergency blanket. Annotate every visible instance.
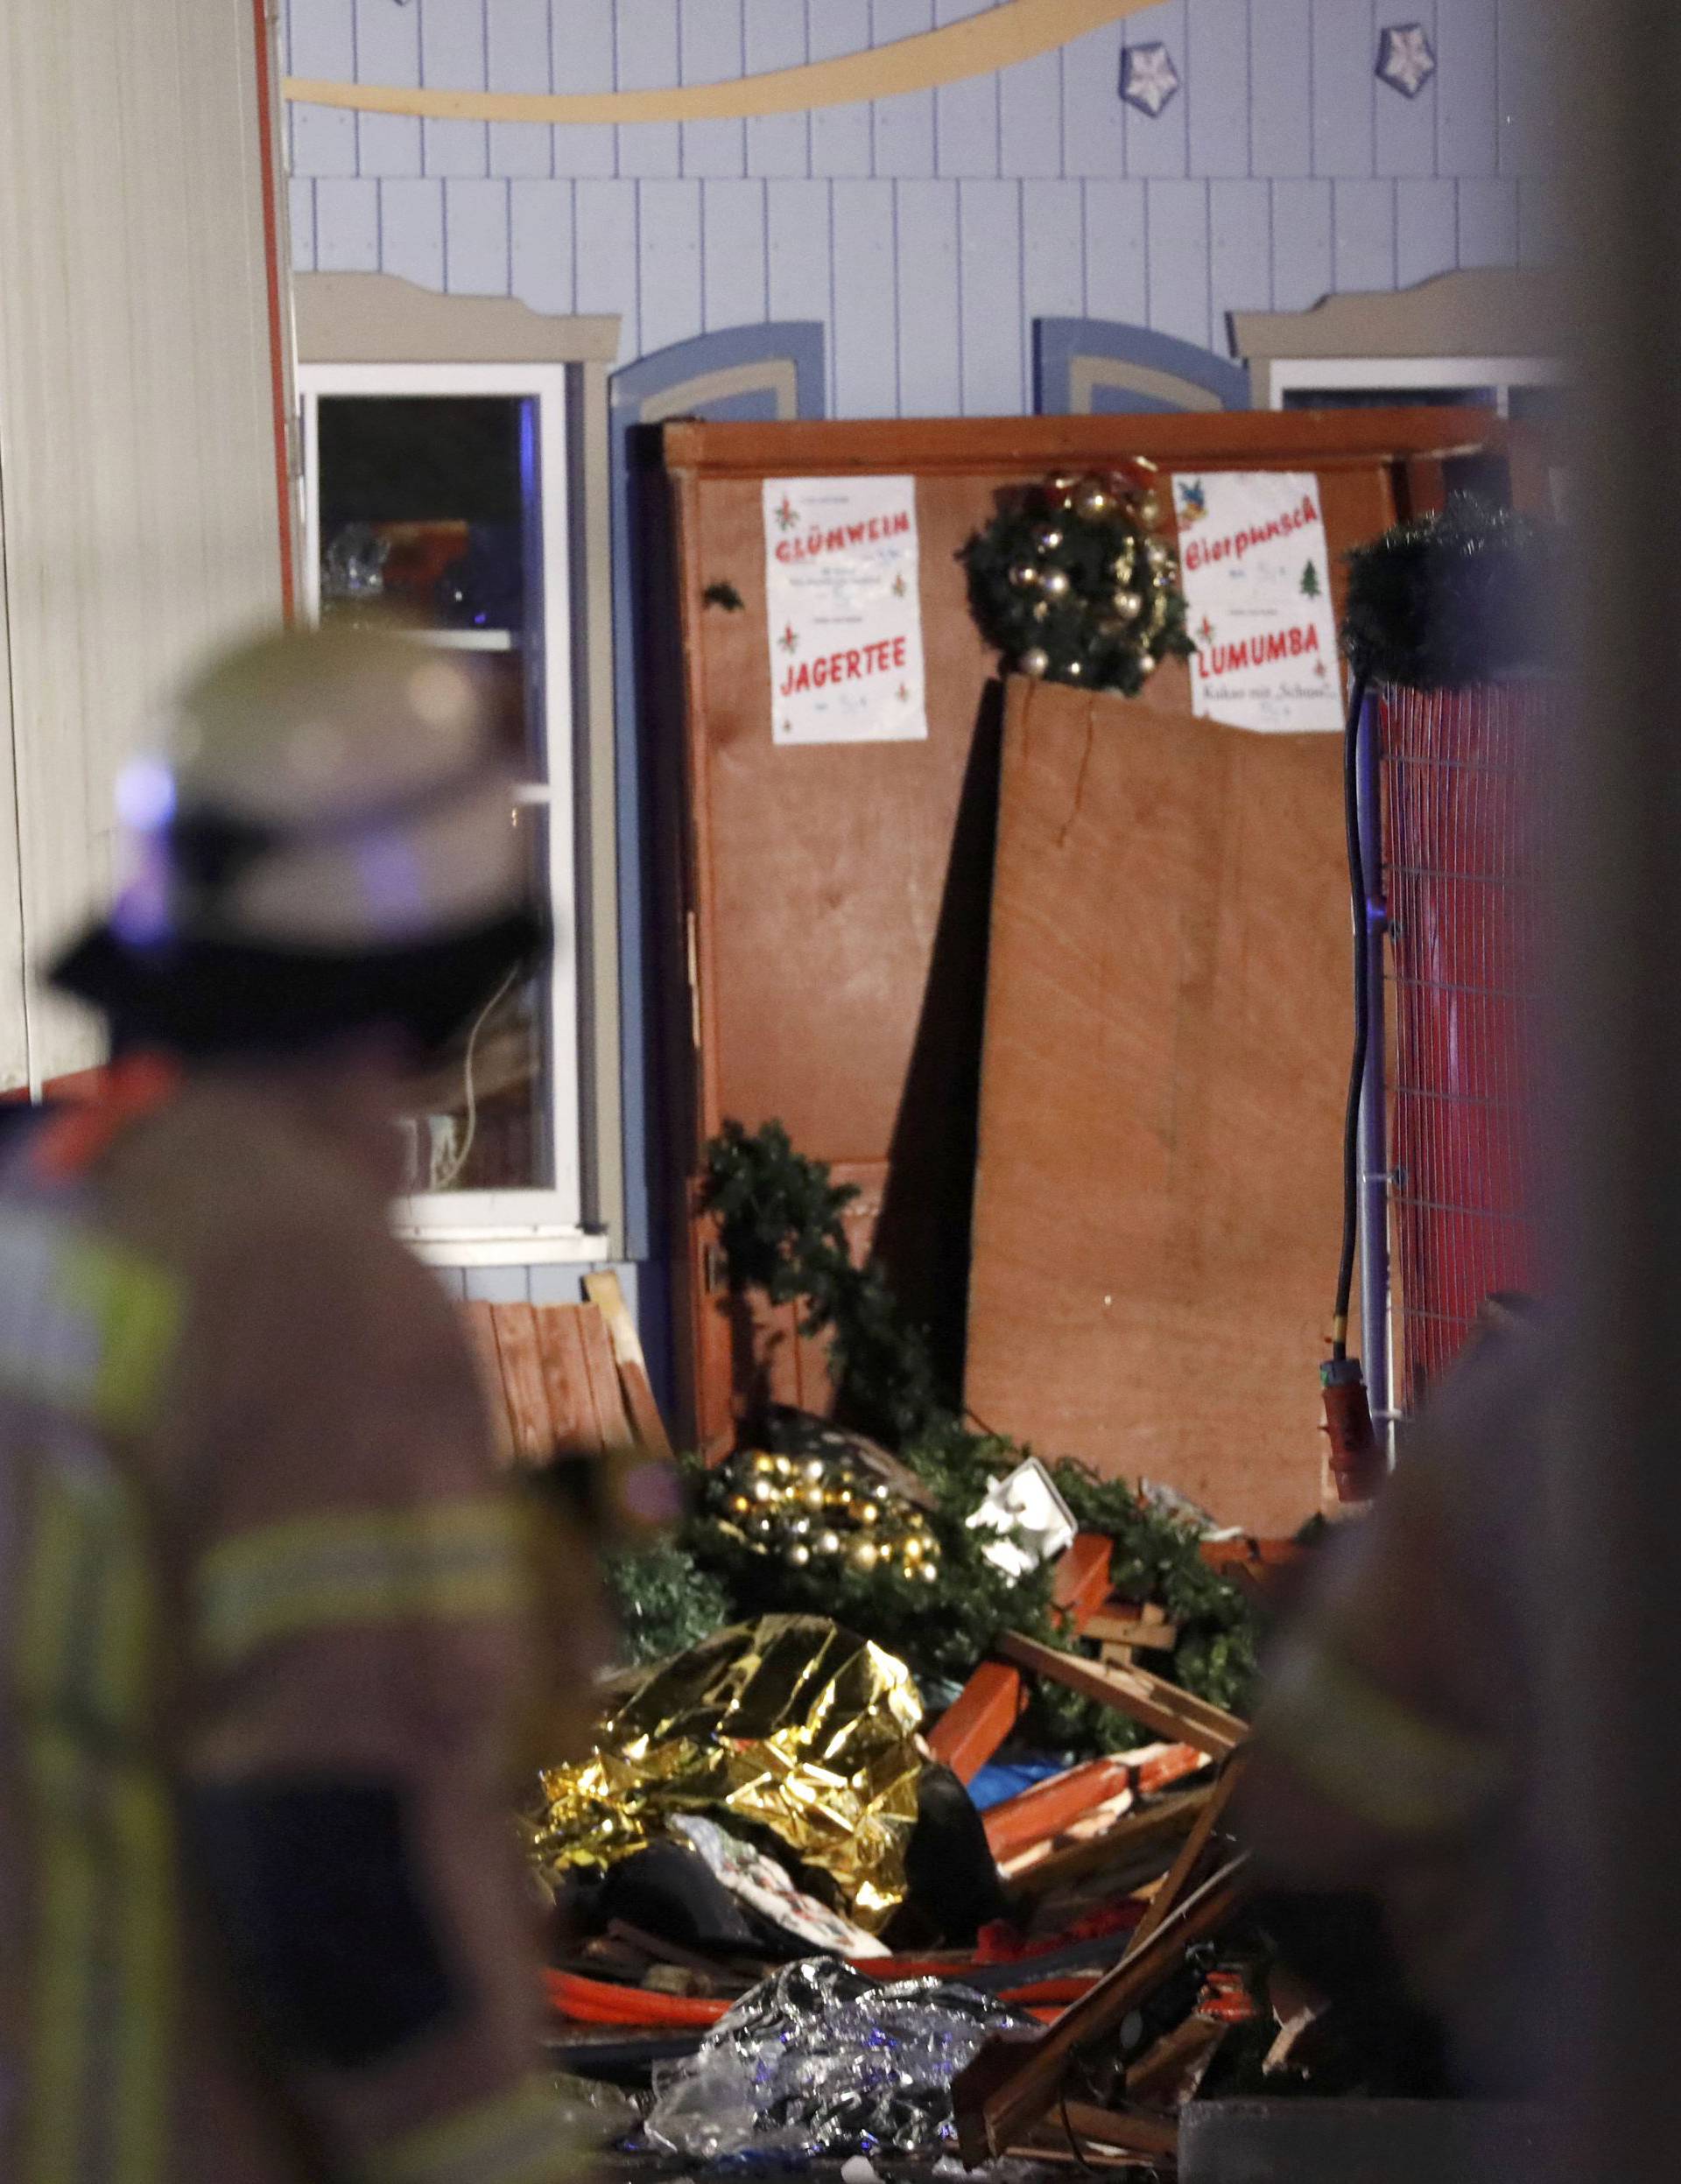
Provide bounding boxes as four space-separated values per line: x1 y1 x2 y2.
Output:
531 1615 924 1931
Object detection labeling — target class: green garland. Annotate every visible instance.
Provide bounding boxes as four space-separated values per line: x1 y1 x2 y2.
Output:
961 467 1196 697
622 1121 1262 1758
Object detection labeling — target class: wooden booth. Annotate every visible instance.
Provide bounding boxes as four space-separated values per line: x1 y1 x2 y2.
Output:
645 409 1515 1528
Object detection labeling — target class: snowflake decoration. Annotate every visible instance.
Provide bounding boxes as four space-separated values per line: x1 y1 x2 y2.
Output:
778 622 798 654
1196 615 1216 648
774 495 798 531
1120 42 1180 119
1376 25 1436 98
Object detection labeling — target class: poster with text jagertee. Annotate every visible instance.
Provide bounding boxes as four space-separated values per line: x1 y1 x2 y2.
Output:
1171 471 1343 733
763 476 928 745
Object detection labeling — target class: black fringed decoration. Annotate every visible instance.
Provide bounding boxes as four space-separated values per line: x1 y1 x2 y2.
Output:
1340 494 1555 692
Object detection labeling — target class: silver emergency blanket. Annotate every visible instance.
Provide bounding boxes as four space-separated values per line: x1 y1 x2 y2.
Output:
644 1957 1026 2161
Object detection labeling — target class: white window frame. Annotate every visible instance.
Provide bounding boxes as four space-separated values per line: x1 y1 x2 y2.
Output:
1266 354 1563 417
298 359 601 1264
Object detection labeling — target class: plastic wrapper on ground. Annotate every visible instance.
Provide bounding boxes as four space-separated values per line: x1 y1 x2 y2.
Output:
644 1958 1028 2161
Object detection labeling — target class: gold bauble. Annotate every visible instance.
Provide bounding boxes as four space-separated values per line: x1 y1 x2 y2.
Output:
1110 546 1136 580
1065 657 1084 678
1137 652 1158 678
1039 566 1072 600
875 1535 896 1562
785 1542 812 1568
1019 648 1050 678
751 1451 777 1474
1049 471 1078 493
789 1514 812 1537
1009 561 1041 590
1112 589 1143 622
728 1492 752 1517
749 1514 775 1540
1136 491 1163 529
848 1537 880 1572
1033 523 1064 554
1144 537 1171 573
773 1454 795 1478
801 1485 826 1513
814 1528 843 1556
1031 600 1050 622
919 1561 939 1584
750 1476 777 1504
800 1457 826 1484
901 1534 925 1563
1073 476 1111 520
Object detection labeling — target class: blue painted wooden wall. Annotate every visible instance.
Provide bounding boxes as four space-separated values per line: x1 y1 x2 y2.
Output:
287 0 1556 416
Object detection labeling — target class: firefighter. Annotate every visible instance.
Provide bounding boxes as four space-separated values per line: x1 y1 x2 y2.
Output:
1239 1301 1549 2094
2 626 600 2183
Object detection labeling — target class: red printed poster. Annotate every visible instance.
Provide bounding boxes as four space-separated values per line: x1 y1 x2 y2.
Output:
763 475 928 745
1172 471 1344 733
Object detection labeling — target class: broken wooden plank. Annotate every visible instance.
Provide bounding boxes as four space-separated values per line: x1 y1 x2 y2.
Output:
1023 2100 1181 2165
585 1271 676 1461
1125 1754 1247 1960
927 1661 1026 1783
1125 2013 1227 2103
1087 1609 1180 1653
998 1632 1247 1758
463 1300 516 1463
1005 1784 1213 1900
1051 1534 1114 1628
489 1303 559 1464
576 1303 634 1447
952 1855 1253 2165
981 1758 1134 1863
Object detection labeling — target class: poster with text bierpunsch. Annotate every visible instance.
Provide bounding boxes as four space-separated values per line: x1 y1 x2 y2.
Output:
763 475 928 745
1171 471 1344 734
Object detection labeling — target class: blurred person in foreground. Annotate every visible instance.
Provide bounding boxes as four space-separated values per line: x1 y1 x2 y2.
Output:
1 627 602 2184
1238 1296 1550 2097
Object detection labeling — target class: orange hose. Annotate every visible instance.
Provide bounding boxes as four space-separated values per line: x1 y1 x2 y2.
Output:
545 1965 1092 2029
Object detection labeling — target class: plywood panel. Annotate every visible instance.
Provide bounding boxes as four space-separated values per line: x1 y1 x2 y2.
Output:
1333 179 1397 296
833 181 900 418
1084 179 1149 325
999 49 1063 181
1061 21 1127 179
744 0 812 179
511 177 576 313
1210 179 1273 326
1270 178 1333 312
420 0 491 179
871 0 938 177
1310 0 1375 179
446 176 512 292
615 0 681 179
967 671 1354 1535
1147 179 1211 348
1435 0 1498 179
934 0 1001 179
638 179 705 355
897 180 962 418
551 0 615 180
1396 179 1458 288
809 0 874 178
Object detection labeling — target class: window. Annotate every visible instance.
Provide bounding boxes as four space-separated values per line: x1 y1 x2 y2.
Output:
1266 354 1562 418
299 359 594 1258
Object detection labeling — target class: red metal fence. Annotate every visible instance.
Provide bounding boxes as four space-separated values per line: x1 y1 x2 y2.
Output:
1379 680 1557 1408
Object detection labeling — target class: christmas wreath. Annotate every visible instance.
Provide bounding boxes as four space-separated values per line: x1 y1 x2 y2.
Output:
962 467 1196 695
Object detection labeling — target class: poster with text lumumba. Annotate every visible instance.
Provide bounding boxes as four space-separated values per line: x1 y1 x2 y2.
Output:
1171 471 1344 733
763 476 928 745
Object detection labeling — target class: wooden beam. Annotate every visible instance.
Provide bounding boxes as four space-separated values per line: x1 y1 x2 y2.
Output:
952 1856 1251 2164
998 1632 1247 1758
585 1270 676 1460
981 1757 1134 1862
927 1661 1026 1782
1051 1533 1114 1627
1005 1785 1213 1900
1125 1754 1247 1960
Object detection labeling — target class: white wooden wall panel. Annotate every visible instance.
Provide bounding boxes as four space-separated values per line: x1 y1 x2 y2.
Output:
831 180 899 416
488 0 554 179
1333 179 1398 294
703 181 770 331
447 177 513 291
1186 0 1251 181
1248 0 1312 179
0 0 283 1086
1435 0 1499 178
1122 0 1188 179
382 178 447 289
512 179 577 313
680 0 749 179
1396 178 1459 287
1375 0 1438 177
297 0 1551 417
421 0 491 179
896 180 961 416
317 175 380 270
1146 179 1212 348
1311 0 1375 179
744 0 812 179
354 0 423 176
1061 22 1127 178
1083 179 1149 322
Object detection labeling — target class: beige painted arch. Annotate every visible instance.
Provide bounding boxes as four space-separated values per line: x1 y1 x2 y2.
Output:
285 0 1155 123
